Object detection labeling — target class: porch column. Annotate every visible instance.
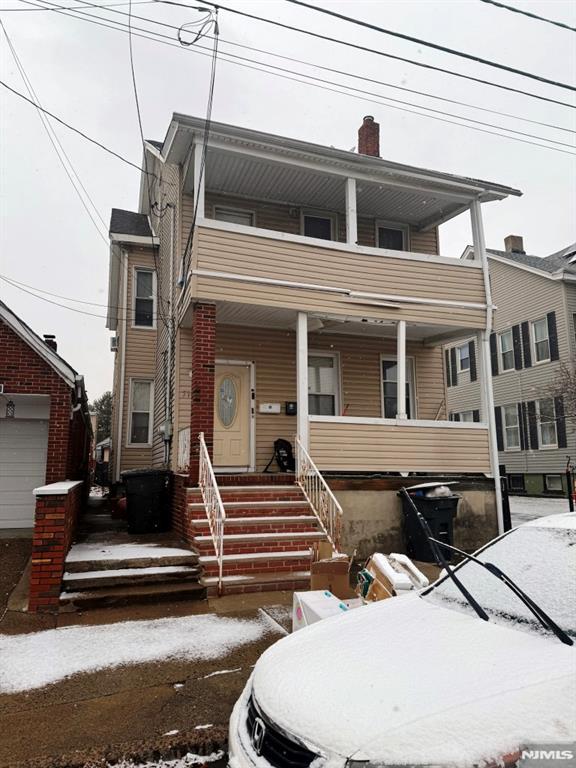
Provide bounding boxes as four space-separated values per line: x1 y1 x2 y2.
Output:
296 311 309 450
396 319 407 419
470 199 504 534
189 302 216 485
345 177 357 246
193 140 205 220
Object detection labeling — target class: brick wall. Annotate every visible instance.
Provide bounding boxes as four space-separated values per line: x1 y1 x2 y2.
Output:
171 472 194 544
189 303 216 485
28 482 83 612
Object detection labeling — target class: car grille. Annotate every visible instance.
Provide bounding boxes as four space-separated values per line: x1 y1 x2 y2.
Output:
246 693 319 768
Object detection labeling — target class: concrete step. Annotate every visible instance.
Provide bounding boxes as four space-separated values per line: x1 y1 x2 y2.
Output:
204 570 311 596
65 552 199 573
59 580 206 610
62 564 201 590
200 549 312 577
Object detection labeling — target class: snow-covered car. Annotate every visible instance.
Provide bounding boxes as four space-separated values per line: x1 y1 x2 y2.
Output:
229 514 576 768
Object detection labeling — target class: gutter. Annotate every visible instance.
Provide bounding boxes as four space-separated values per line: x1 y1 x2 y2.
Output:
115 249 129 484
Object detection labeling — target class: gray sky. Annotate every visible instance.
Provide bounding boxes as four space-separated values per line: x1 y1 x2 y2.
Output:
1 0 575 401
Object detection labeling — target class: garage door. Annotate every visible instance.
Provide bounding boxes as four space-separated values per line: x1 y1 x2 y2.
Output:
0 419 49 529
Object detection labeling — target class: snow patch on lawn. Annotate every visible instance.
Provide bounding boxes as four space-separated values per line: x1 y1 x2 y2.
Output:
0 614 273 694
112 750 224 767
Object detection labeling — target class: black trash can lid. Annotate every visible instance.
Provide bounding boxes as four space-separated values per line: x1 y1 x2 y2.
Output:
121 468 169 479
404 481 459 492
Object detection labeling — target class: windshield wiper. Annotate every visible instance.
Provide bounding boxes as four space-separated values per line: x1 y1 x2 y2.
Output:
428 537 573 647
399 487 489 622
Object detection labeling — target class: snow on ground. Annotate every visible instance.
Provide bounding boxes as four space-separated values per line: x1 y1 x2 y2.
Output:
510 495 568 527
0 614 274 694
111 750 224 767
66 542 194 563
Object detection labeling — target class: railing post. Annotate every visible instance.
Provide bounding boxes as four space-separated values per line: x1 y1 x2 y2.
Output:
296 311 309 451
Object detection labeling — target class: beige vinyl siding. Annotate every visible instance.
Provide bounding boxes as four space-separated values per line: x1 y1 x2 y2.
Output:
175 324 446 472
192 226 486 328
310 421 491 474
444 336 482 417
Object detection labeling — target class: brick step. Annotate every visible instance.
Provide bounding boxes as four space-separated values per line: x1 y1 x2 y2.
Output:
204 570 310 597
192 516 319 535
213 474 295 486
187 486 304 504
188 501 310 520
65 552 199 574
59 580 206 610
200 550 311 577
194 531 325 554
62 564 201 591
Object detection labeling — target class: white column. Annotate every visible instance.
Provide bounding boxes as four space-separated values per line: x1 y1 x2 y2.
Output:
296 312 309 449
345 177 357 246
193 140 205 220
396 319 407 419
470 199 504 534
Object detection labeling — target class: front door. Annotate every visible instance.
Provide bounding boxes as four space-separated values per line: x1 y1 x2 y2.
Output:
213 362 251 469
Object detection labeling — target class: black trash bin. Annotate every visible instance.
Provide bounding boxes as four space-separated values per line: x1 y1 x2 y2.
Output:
121 469 171 534
400 483 459 563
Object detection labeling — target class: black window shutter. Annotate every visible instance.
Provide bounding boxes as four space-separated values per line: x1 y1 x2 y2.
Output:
450 347 458 386
495 406 504 451
453 412 461 422
469 340 477 382
521 322 532 368
445 349 452 387
527 401 539 449
490 333 499 376
555 395 567 448
518 403 527 450
547 312 559 361
473 409 480 422
512 325 523 370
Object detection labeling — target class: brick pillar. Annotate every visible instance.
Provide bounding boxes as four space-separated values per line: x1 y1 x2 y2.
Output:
189 303 216 485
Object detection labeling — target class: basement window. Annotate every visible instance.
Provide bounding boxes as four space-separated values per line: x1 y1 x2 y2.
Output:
508 474 525 492
545 474 563 493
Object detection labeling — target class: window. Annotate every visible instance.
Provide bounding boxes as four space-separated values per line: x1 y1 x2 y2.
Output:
214 206 254 227
545 474 563 493
129 380 153 444
499 330 514 372
134 269 155 327
452 410 475 423
508 474 525 492
456 343 470 373
381 358 415 419
537 398 558 448
302 211 335 241
376 222 409 251
308 354 339 415
502 404 520 450
531 317 550 363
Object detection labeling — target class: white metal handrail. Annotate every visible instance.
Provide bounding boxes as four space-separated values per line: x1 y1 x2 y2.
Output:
198 432 226 595
295 436 343 552
177 427 191 472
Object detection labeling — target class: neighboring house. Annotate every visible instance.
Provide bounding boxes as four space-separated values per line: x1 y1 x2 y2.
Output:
0 300 91 530
106 114 521 592
445 237 576 497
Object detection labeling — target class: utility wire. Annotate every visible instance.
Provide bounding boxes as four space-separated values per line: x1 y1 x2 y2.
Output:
478 0 576 33
285 0 576 91
19 0 576 155
0 275 110 319
0 19 109 243
0 0 154 9
159 0 576 109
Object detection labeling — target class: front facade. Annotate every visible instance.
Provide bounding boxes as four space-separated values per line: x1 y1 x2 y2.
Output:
107 115 521 559
445 238 576 497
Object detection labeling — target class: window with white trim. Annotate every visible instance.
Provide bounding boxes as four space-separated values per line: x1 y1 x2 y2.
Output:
456 342 470 373
502 404 520 450
308 354 339 416
302 211 335 241
531 317 550 363
376 222 409 251
134 269 155 328
537 398 558 448
499 329 514 372
214 206 254 227
381 358 415 419
544 474 562 492
452 410 475 423
129 380 153 444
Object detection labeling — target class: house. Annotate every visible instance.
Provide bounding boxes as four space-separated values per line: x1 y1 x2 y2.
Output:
106 114 521 594
445 237 576 497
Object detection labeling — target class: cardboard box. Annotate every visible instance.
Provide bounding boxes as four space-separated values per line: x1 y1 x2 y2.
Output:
310 558 355 599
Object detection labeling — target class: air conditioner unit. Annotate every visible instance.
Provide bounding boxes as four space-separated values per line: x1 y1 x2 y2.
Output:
110 336 119 352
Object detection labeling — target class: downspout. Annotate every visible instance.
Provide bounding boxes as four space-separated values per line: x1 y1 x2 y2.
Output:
115 249 129 484
164 203 176 465
470 198 505 534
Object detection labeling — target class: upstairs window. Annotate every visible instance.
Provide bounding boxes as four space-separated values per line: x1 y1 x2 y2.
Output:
502 404 520 451
499 330 514 372
531 318 550 363
129 380 153 445
214 206 255 227
376 222 409 251
537 398 558 448
302 211 336 241
308 353 339 416
134 269 155 328
456 342 470 373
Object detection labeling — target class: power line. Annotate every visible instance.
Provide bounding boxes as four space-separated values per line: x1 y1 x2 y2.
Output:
478 0 576 33
21 0 576 155
160 0 576 109
0 0 154 10
0 275 110 319
285 0 576 92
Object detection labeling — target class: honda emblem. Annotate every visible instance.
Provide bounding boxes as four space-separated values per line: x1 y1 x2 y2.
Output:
252 716 266 755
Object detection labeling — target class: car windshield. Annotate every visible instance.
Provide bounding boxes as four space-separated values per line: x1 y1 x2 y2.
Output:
423 519 576 640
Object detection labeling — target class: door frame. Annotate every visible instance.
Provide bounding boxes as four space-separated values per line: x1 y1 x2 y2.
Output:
214 359 256 473
379 353 418 419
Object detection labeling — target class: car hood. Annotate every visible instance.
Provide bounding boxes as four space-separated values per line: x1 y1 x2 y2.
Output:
252 595 575 766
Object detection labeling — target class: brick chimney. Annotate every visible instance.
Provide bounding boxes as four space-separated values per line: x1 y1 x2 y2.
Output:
504 234 525 254
43 334 57 352
358 115 380 157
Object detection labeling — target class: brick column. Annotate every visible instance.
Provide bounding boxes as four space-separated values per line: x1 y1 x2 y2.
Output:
189 302 216 485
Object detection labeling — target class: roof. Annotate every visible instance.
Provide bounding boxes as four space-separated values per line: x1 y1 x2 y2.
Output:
146 139 163 151
0 299 80 388
109 208 154 239
465 241 576 278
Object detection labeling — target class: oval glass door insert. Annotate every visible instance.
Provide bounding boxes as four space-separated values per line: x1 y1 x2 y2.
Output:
218 377 237 427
